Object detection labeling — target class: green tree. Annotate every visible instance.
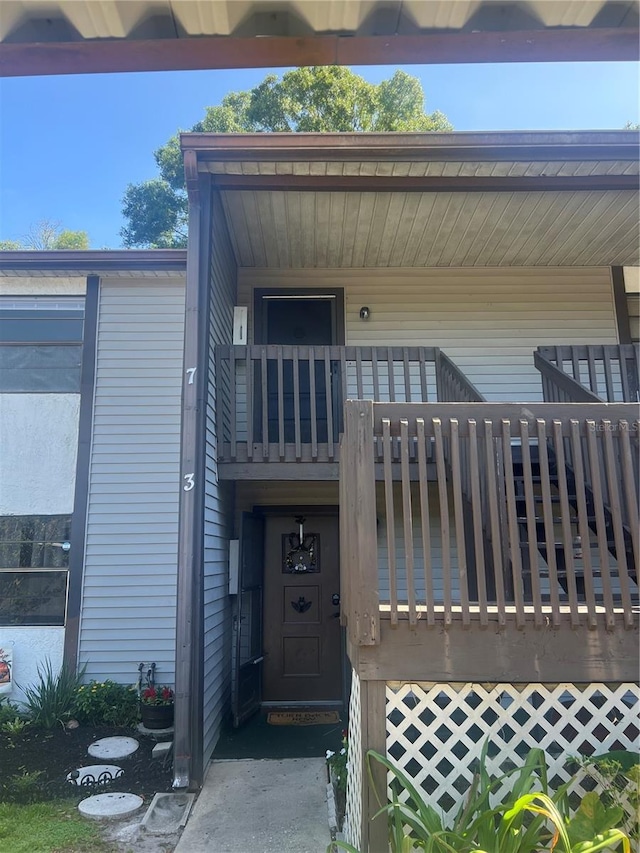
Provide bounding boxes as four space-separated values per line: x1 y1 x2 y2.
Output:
0 220 90 251
121 67 452 248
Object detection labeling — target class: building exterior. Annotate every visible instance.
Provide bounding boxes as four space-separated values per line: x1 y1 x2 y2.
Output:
1 131 638 850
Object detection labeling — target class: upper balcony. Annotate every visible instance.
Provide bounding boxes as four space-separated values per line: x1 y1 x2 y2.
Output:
216 344 482 479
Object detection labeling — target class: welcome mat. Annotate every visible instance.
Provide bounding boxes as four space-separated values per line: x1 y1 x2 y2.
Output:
267 711 340 726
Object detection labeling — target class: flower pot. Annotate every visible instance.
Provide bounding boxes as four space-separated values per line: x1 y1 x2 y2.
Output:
140 702 174 730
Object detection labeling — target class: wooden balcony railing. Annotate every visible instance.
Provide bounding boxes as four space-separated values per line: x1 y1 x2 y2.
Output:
535 345 640 403
340 400 639 644
216 345 462 464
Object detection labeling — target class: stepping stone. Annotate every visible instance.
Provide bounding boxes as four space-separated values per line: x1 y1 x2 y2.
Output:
88 736 139 761
137 722 174 739
67 765 124 786
78 792 143 820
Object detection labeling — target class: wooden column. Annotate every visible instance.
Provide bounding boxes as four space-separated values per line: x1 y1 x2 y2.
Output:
360 680 387 853
343 399 380 646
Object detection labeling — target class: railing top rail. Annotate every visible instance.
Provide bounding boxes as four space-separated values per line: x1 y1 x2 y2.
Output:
217 344 440 360
370 400 639 434
537 344 639 360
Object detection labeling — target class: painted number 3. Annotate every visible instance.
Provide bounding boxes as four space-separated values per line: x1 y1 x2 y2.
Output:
183 473 195 492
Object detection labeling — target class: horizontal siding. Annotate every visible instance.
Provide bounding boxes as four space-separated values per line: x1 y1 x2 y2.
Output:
78 278 185 685
203 193 237 763
237 267 618 401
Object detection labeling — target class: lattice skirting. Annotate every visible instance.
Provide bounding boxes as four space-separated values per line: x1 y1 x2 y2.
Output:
386 682 639 825
343 668 363 849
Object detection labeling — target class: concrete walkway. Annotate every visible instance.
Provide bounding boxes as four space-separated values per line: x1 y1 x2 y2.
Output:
174 758 331 853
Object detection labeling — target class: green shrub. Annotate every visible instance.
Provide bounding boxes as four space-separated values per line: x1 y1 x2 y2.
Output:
0 697 25 726
330 745 631 853
20 661 85 729
5 770 46 804
73 680 139 727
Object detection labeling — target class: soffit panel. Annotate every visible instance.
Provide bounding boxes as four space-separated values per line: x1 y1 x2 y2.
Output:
1 0 637 41
220 189 640 268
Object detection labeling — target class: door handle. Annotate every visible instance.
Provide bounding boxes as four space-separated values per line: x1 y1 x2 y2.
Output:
252 656 264 665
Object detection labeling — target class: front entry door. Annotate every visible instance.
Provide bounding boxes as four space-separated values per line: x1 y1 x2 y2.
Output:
254 291 344 444
263 514 341 703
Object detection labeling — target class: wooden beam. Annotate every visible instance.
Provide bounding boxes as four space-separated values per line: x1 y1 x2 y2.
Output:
1 28 637 78
219 461 340 480
356 619 640 683
210 173 639 193
612 267 633 345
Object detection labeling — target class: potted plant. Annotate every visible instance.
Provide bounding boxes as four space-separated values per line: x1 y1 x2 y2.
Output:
139 684 174 730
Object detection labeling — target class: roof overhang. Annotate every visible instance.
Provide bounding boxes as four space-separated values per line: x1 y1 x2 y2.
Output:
183 130 640 268
1 1 638 77
0 249 187 274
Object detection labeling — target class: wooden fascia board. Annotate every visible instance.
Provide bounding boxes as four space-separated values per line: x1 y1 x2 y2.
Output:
209 173 639 193
0 250 187 272
1 28 638 78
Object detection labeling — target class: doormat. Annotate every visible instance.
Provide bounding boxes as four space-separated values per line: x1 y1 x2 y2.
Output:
267 711 340 726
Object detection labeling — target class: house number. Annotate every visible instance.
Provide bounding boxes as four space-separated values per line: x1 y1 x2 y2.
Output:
183 473 195 491
186 367 197 384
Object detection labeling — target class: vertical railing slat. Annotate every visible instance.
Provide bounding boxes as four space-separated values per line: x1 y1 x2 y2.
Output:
382 419 397 626
387 347 395 402
309 347 318 459
356 347 363 399
449 419 470 626
536 419 561 627
433 418 452 626
585 421 615 629
602 420 633 627
372 347 380 401
419 347 428 402
277 348 285 460
403 348 412 402
569 419 597 628
293 349 301 461
416 418 434 626
324 347 335 460
484 420 506 626
519 419 543 627
501 420 525 627
603 349 615 401
246 348 254 460
586 348 598 396
552 419 581 627
468 420 488 625
619 422 640 575
400 419 417 626
260 346 269 459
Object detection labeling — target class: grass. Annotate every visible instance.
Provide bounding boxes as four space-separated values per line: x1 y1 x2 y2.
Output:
0 801 116 853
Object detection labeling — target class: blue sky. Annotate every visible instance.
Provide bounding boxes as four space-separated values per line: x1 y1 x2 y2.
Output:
0 62 637 248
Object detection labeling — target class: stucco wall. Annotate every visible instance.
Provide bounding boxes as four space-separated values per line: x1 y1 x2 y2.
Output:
0 394 80 515
0 628 65 704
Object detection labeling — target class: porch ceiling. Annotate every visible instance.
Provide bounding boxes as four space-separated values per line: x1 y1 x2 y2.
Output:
196 131 640 268
219 189 639 269
1 1 637 76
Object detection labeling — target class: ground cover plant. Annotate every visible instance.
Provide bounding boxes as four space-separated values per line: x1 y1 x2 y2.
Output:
0 801 115 853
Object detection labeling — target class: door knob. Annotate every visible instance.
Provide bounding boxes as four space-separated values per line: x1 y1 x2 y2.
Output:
331 593 340 606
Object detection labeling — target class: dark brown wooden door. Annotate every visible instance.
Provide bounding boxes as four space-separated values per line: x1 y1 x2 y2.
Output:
263 514 342 703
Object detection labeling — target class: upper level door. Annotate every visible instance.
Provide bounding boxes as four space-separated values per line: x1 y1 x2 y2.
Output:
254 290 344 444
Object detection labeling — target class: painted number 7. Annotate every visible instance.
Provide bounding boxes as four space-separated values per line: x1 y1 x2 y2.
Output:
186 367 197 384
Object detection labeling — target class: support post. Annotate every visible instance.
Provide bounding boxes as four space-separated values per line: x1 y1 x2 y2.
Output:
343 399 380 646
360 680 387 853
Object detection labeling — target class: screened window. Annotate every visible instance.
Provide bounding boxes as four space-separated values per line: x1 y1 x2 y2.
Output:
0 515 70 626
0 296 84 392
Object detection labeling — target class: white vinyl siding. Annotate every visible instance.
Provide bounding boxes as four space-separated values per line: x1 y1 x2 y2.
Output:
78 278 185 684
238 267 618 402
202 193 237 762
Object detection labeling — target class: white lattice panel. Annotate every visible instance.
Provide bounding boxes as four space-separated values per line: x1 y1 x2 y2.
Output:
343 668 363 849
386 682 639 822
